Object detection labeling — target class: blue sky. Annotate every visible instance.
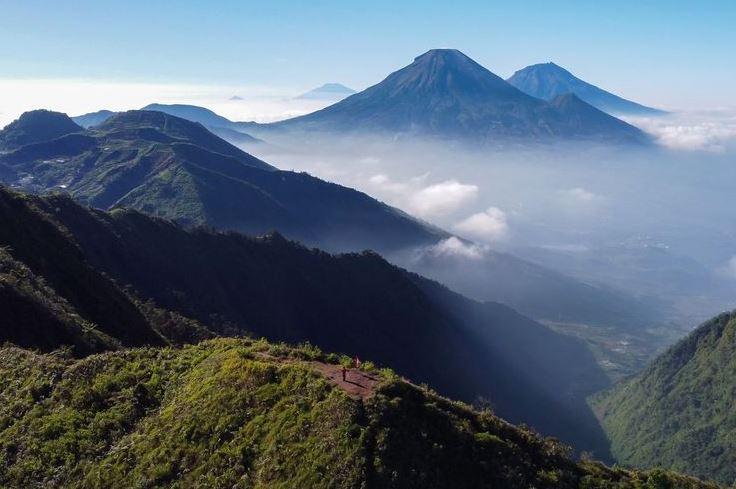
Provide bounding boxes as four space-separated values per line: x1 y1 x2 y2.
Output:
0 0 734 108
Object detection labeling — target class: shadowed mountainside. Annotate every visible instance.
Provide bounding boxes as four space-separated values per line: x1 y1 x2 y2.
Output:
0 185 612 455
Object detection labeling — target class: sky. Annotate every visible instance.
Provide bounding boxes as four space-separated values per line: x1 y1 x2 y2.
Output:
0 0 734 115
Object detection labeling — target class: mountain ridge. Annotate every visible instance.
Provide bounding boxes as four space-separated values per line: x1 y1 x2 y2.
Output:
1 109 447 253
0 184 613 454
0 338 717 488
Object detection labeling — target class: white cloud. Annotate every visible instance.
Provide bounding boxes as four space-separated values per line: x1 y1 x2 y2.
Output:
407 180 478 218
453 207 508 243
425 237 488 260
626 110 736 152
367 174 478 219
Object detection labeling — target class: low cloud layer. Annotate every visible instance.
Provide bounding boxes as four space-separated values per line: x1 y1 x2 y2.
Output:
0 78 331 127
627 110 736 152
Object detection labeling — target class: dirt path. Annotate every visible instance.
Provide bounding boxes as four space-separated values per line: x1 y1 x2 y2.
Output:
253 352 381 400
311 363 381 400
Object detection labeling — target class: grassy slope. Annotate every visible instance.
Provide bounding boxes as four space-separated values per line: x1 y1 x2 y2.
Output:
592 312 736 485
0 339 719 489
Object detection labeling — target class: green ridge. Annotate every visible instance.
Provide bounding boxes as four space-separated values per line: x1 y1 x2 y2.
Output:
592 311 736 485
0 339 719 488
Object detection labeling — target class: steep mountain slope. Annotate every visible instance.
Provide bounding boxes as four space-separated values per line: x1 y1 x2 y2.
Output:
296 82 357 100
593 311 736 484
0 110 82 151
1 110 444 253
0 339 718 488
0 187 218 355
0 188 170 351
269 49 649 144
0 186 611 455
507 62 666 116
0 248 120 354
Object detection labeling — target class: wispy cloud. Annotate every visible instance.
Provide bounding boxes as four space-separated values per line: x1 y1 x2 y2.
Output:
424 237 488 260
453 207 508 243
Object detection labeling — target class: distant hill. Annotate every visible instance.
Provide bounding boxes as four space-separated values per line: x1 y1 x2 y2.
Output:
270 49 649 144
141 103 237 129
73 104 263 146
72 109 117 128
0 185 617 454
593 310 736 484
0 339 715 488
507 62 666 116
0 110 82 151
1 109 447 253
295 82 356 100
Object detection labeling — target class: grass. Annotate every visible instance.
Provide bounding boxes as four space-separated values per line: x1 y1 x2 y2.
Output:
0 338 722 488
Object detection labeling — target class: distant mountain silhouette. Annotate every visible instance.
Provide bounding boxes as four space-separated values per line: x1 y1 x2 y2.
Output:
295 83 356 100
73 104 263 146
142 103 236 129
0 110 82 151
270 49 649 144
507 62 666 116
72 109 117 128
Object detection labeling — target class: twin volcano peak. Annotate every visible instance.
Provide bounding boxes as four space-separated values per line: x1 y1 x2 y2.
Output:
274 48 647 144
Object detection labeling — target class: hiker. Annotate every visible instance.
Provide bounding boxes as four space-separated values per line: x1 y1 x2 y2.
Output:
353 356 361 369
341 365 347 381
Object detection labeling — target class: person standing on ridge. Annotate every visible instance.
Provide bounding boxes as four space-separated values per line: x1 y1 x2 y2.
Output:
341 365 347 382
354 356 361 369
